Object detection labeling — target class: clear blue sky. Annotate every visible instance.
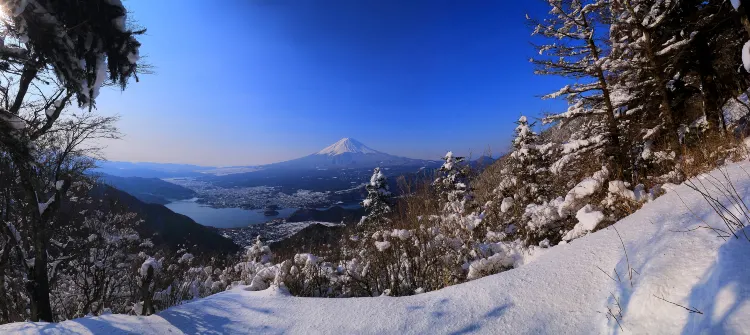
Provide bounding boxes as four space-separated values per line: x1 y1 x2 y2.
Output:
96 0 567 166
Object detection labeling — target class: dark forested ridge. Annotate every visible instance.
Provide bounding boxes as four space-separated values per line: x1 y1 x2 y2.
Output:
86 185 239 254
97 174 197 204
286 206 365 224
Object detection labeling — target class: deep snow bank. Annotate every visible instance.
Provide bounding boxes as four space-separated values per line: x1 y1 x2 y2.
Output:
4 162 750 334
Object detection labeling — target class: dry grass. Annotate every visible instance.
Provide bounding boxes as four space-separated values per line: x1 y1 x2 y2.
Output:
679 132 748 179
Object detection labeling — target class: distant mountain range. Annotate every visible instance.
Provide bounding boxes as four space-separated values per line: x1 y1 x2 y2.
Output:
95 138 496 178
94 161 214 178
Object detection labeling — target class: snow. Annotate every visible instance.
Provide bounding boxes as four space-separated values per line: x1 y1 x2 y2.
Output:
45 103 57 118
561 135 605 154
390 229 412 241
11 0 29 16
374 241 391 251
5 162 750 333
5 222 21 242
139 257 160 277
500 197 514 213
38 196 55 215
722 92 750 124
559 166 608 216
0 113 25 130
316 138 381 156
562 205 604 241
79 55 108 105
608 180 635 200
743 41 750 73
178 253 194 264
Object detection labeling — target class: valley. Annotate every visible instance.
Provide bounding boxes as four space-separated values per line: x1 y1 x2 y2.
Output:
100 138 442 232
90 138 444 249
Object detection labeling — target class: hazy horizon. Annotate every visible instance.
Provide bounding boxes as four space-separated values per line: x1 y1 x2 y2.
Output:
92 0 566 166
101 136 504 168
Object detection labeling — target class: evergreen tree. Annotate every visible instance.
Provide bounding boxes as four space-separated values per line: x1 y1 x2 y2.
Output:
530 0 624 169
359 167 392 233
608 0 691 151
434 151 483 267
0 0 144 107
434 152 472 206
496 116 548 215
247 236 273 264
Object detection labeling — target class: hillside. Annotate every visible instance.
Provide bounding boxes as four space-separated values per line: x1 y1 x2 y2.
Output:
7 159 750 334
269 223 348 259
88 185 240 254
286 206 365 224
98 173 198 204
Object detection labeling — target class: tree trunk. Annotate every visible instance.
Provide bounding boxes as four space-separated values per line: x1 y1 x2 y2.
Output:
13 160 54 322
694 33 725 132
139 267 154 316
0 239 12 323
643 30 680 150
583 16 625 171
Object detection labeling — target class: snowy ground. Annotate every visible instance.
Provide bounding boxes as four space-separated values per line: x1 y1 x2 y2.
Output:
5 162 750 334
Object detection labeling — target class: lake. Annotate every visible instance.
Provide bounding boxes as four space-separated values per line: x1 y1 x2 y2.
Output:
165 199 297 228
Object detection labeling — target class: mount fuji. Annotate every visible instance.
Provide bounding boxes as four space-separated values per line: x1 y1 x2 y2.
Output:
268 138 435 170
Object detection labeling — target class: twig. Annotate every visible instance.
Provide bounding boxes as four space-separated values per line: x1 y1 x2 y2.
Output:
596 265 617 283
674 184 728 241
607 306 624 332
610 292 624 319
613 267 622 283
613 226 637 287
653 294 703 314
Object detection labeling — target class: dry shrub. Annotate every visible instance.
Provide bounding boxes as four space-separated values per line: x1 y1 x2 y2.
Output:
680 131 748 179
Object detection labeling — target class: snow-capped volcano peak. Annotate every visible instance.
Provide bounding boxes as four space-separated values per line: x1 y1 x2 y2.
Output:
316 138 381 156
267 137 429 169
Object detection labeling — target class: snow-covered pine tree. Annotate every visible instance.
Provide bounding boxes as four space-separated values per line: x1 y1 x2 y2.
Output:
359 167 392 233
434 152 470 204
352 167 395 295
247 236 273 264
530 0 624 170
0 0 143 107
492 116 549 237
433 152 483 281
507 116 548 204
608 0 692 153
649 1 741 134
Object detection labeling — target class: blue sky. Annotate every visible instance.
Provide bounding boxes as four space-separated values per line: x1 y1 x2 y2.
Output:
96 0 567 166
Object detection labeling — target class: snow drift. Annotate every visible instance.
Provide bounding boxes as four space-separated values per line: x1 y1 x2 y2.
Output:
4 161 750 334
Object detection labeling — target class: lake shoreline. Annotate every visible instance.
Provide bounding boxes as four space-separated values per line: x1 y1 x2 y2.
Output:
164 198 362 229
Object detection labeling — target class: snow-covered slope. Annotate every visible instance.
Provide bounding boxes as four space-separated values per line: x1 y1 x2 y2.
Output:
268 138 433 169
316 138 381 155
5 162 750 334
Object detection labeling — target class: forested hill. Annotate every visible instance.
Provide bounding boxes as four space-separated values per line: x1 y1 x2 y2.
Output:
97 173 197 204
85 185 239 254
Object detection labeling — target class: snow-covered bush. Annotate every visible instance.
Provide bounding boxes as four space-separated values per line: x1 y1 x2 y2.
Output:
51 210 144 320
